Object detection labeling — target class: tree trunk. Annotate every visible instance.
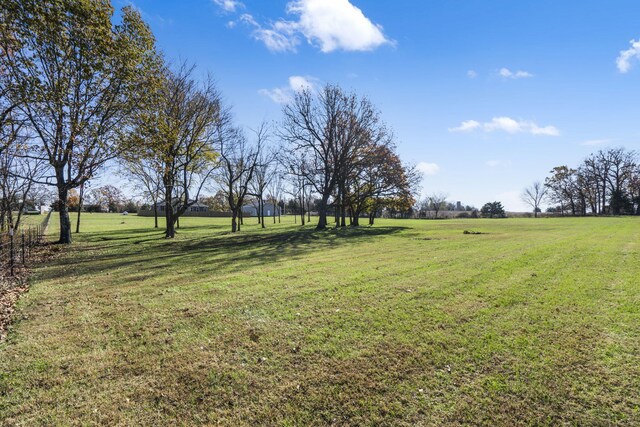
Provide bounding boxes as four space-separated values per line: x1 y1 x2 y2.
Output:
316 194 330 230
339 189 347 227
261 198 265 229
257 199 261 224
57 186 72 244
231 210 238 232
165 190 175 238
351 208 362 226
6 208 13 232
76 184 84 233
76 203 82 233
154 202 158 228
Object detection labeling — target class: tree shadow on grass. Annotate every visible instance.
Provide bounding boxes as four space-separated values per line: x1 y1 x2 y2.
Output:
44 226 409 283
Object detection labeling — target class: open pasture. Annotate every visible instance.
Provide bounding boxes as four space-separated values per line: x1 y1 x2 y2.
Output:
1 214 639 425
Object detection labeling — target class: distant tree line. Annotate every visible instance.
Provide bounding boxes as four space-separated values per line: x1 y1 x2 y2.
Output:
415 193 478 219
544 148 639 216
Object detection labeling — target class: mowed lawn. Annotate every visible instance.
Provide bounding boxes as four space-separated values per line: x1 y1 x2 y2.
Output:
1 214 639 426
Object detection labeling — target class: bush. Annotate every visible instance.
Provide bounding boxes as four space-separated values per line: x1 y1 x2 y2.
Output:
481 201 506 218
85 204 103 213
123 200 139 213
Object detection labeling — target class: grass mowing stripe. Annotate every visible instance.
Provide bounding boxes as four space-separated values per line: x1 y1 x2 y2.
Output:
1 214 639 425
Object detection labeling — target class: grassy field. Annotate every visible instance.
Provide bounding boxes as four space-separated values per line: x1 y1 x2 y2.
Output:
0 213 639 426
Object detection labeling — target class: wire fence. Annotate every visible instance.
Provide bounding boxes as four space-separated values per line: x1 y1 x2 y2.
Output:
0 211 51 281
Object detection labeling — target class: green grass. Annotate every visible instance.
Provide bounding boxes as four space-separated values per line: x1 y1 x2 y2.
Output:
1 213 639 425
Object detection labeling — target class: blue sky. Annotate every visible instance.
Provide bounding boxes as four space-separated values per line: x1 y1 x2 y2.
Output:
116 0 640 211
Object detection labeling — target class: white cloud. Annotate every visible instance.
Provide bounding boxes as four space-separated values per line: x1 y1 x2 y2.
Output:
449 117 560 136
617 39 640 73
237 0 391 53
581 138 612 146
259 75 320 104
240 14 299 52
467 70 478 79
498 68 534 79
417 162 440 176
287 0 392 52
484 116 522 133
212 0 244 13
258 87 292 104
448 120 480 132
288 75 318 91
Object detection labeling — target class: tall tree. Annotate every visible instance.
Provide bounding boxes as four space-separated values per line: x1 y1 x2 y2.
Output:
521 181 547 218
266 173 284 224
133 64 221 238
280 85 351 230
347 141 418 226
248 125 274 228
545 166 579 215
0 1 158 243
216 122 262 232
601 148 636 215
280 149 310 226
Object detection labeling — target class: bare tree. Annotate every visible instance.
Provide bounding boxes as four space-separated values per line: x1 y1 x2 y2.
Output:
248 125 275 228
427 193 448 219
279 85 352 230
121 153 164 228
216 122 262 232
522 181 547 218
266 172 284 224
279 149 311 226
0 129 47 230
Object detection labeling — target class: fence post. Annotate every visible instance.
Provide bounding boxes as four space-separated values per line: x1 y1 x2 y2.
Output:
21 230 25 265
9 227 14 277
